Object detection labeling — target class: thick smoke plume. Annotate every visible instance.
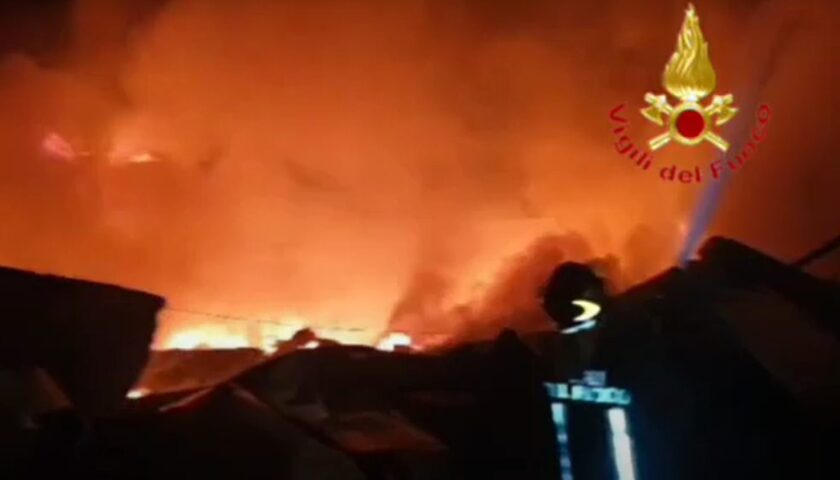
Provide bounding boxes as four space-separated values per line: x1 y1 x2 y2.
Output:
0 0 836 348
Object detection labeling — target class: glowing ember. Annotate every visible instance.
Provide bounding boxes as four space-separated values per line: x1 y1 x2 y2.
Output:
155 315 421 355
376 332 413 352
164 329 250 350
127 151 156 163
41 132 78 161
127 388 150 399
108 149 160 165
42 131 161 166
153 307 396 353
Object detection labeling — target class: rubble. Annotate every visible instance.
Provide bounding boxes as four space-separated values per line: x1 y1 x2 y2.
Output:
0 236 837 478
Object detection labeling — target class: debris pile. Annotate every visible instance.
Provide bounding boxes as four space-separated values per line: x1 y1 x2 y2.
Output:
1 237 837 479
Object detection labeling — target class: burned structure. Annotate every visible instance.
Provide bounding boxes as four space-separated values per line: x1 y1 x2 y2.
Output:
0 236 837 479
0 267 164 476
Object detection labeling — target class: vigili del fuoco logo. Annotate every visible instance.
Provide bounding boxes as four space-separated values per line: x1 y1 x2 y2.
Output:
609 3 771 184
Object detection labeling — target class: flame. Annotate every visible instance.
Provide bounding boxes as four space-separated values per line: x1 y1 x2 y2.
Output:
20 1 698 366
112 151 158 165
164 328 250 350
41 132 78 161
155 317 421 354
129 152 156 163
155 311 386 353
127 388 150 399
42 131 160 165
664 4 717 101
376 332 413 352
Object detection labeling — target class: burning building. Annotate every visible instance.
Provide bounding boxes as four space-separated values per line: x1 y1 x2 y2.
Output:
0 0 838 478
2 0 836 356
4 235 836 479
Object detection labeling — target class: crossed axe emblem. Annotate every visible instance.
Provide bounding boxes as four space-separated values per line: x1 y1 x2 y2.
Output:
641 93 737 151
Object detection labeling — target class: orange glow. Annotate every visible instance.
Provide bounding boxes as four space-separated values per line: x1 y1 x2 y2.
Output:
376 332 413 351
43 130 160 166
14 0 837 362
41 132 79 161
128 152 155 163
154 310 387 353
163 328 249 350
111 150 158 165
155 324 425 353
127 388 150 399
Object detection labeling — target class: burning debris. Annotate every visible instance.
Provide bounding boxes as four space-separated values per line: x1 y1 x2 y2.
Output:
0 0 835 358
41 132 83 162
376 332 414 352
1 236 838 478
2 0 705 356
0 0 838 477
41 130 166 166
126 388 149 399
133 329 419 395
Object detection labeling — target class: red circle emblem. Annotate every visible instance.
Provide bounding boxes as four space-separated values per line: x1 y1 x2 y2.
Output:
675 109 706 139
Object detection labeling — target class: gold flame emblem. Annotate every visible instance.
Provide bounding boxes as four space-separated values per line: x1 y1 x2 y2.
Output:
641 4 737 151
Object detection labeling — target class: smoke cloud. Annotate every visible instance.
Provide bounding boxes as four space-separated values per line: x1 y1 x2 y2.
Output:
0 0 836 347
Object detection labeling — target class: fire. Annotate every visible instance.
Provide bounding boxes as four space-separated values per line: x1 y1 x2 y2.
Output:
40 131 159 166
108 148 160 165
154 310 419 354
128 152 156 163
41 132 79 161
376 332 413 352
155 310 389 353
127 388 150 399
20 0 712 368
164 328 250 350
159 327 416 353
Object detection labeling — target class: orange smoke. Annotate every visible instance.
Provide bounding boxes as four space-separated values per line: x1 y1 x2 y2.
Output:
0 0 836 352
